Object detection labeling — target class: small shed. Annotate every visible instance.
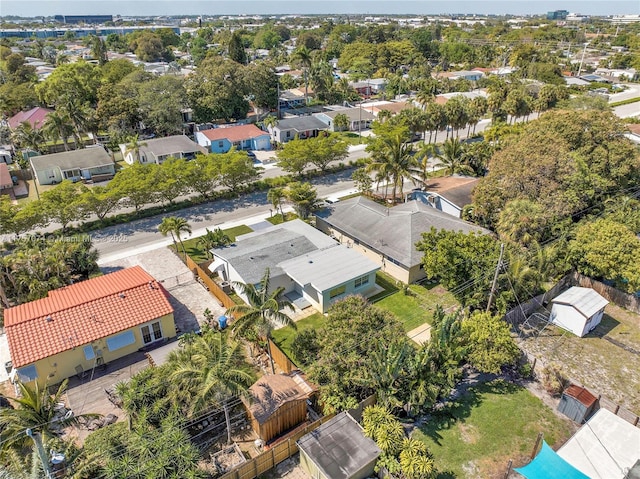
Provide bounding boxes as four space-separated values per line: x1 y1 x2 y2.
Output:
297 412 381 479
550 287 609 337
245 373 314 443
558 385 598 423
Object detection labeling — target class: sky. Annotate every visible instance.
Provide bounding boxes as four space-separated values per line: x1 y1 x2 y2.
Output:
1 0 638 18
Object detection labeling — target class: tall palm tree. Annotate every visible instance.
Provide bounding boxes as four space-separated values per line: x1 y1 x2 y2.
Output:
124 134 148 164
410 142 437 189
0 380 97 453
262 114 278 131
267 187 285 219
167 331 253 444
226 268 295 374
42 111 74 151
435 138 473 176
158 216 192 257
366 128 416 203
292 46 312 105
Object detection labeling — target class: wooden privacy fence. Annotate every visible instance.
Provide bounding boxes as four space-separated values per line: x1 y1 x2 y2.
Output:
571 272 640 315
185 255 237 311
218 414 337 479
268 339 297 374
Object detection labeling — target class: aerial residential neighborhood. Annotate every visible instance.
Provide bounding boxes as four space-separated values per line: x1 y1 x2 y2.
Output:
0 2 640 478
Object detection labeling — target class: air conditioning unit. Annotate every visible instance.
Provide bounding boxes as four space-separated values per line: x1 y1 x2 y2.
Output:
220 281 231 293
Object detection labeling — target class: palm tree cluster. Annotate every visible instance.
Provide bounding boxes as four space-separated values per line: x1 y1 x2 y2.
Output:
0 235 99 311
158 216 192 257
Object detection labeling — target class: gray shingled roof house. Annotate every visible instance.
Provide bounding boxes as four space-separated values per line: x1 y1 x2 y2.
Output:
297 411 381 479
30 147 115 186
316 196 488 283
119 135 205 165
209 220 379 313
268 116 329 143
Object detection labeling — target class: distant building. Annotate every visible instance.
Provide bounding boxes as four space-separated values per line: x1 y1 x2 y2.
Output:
611 14 640 24
53 15 113 24
547 10 569 20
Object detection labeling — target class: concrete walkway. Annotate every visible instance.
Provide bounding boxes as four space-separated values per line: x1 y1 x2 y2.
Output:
407 322 432 345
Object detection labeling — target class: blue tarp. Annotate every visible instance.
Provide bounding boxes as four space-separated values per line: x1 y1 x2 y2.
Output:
515 441 590 479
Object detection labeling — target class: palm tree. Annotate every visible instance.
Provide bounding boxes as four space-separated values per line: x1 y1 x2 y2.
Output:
12 122 45 153
410 143 437 189
158 216 192 257
42 111 74 152
262 114 278 131
167 331 254 444
292 46 312 105
435 138 473 176
267 187 285 219
226 268 295 374
333 113 350 132
124 134 148 164
197 228 231 258
0 380 97 453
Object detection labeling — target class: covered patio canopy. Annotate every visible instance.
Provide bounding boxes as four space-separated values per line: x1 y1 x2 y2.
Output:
515 441 590 479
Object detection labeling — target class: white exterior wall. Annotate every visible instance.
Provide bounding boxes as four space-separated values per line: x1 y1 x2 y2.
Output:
195 131 212 149
318 271 377 313
550 303 588 337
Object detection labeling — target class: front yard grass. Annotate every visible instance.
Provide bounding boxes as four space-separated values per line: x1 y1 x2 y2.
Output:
271 312 326 365
174 224 254 264
372 273 458 332
414 380 574 479
266 212 298 225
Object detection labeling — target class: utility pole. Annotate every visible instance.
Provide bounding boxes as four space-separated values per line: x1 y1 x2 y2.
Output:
577 42 588 77
26 429 53 479
486 243 505 313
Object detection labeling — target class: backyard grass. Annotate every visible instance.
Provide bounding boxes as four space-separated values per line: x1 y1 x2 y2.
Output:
271 312 326 365
371 273 458 332
414 380 574 479
174 224 254 264
519 303 640 413
266 212 298 225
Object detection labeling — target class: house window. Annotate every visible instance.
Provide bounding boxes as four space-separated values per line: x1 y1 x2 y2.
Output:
17 365 38 382
106 330 136 352
354 275 369 288
286 131 291 138
63 169 81 179
141 321 163 345
83 345 95 361
329 285 347 299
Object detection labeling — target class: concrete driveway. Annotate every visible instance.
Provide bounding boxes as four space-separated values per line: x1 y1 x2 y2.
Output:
100 248 226 333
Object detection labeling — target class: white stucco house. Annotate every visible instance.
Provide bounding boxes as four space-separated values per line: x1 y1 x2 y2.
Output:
550 287 609 337
208 220 380 313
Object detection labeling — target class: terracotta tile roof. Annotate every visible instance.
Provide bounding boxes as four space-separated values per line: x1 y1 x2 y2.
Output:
4 266 173 368
627 124 640 136
200 124 267 142
0 163 12 189
7 107 54 130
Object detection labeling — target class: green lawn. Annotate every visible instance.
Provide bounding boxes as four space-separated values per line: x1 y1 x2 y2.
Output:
372 273 458 332
271 312 326 365
266 212 298 225
333 131 363 146
176 224 254 264
414 380 574 479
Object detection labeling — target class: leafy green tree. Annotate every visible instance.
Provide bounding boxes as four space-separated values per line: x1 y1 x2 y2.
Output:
333 113 350 132
80 184 123 221
168 331 254 443
182 153 220 199
108 162 156 211
284 181 319 219
96 83 141 138
352 168 373 196
244 61 278 112
228 31 247 64
137 76 187 136
0 82 39 117
129 31 167 62
158 216 191 256
90 34 108 65
227 268 295 373
416 229 501 310
276 137 311 177
39 180 88 230
568 219 640 292
36 61 101 108
215 149 261 192
186 56 249 122
364 340 412 410
154 158 189 205
100 58 140 84
461 312 520 374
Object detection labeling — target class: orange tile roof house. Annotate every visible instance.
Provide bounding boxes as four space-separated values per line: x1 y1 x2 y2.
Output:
5 266 176 387
195 124 271 153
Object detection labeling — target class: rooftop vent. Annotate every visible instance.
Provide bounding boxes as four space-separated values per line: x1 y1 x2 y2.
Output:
45 316 53 322
119 293 126 299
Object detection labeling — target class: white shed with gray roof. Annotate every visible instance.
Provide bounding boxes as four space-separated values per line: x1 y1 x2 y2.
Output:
550 287 609 337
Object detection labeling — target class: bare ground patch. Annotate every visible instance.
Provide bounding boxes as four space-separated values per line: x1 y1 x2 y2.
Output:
518 303 640 414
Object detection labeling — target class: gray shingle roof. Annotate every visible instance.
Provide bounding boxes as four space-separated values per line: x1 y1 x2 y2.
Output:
317 108 376 122
552 287 609 318
31 147 113 172
279 245 379 292
317 197 488 268
297 412 381 479
131 135 205 158
275 116 329 132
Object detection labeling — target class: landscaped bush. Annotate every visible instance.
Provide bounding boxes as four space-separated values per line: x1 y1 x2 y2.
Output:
541 362 569 397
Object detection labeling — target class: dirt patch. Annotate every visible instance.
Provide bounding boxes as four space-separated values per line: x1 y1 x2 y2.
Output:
459 423 479 444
